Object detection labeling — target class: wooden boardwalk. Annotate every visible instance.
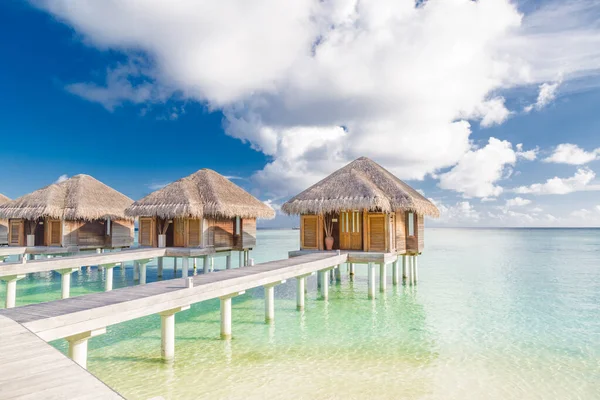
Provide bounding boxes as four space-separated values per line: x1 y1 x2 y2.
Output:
0 253 346 341
0 316 123 399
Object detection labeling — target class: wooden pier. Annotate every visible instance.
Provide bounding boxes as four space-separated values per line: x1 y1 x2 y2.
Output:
0 315 123 399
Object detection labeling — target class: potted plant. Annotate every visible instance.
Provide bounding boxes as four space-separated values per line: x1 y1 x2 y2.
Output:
157 218 170 248
324 213 334 250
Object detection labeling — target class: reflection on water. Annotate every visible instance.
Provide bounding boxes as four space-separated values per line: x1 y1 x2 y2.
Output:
3 228 600 399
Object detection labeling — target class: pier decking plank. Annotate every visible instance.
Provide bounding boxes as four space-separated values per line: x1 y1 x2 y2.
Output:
0 316 123 400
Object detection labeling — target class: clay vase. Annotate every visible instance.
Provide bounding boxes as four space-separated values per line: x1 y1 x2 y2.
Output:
325 236 334 250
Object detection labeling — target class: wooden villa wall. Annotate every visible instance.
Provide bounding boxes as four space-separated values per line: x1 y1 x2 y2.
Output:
241 218 256 249
203 217 235 248
418 214 424 253
109 220 134 248
395 211 407 253
0 219 8 245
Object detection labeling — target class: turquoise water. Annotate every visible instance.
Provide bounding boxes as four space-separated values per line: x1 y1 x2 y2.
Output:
1 229 599 399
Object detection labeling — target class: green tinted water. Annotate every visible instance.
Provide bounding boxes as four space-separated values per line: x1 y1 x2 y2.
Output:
1 229 599 399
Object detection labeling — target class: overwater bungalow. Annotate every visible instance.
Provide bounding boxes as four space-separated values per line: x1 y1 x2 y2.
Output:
125 169 275 254
0 194 9 245
282 157 439 255
0 175 134 249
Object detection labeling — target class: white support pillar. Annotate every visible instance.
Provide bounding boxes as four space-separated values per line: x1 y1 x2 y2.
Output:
173 257 178 274
203 256 209 274
182 257 189 279
406 256 413 285
159 305 190 361
402 255 408 284
368 262 376 299
392 259 399 285
244 250 249 267
238 251 243 268
102 263 118 292
157 257 163 278
219 291 244 339
414 256 419 283
296 273 313 311
1 274 25 308
349 262 355 276
265 285 275 323
136 258 152 285
317 269 322 288
380 263 387 293
334 264 341 282
319 270 329 300
226 254 232 270
296 277 305 311
263 281 284 322
246 250 251 266
66 328 106 369
57 268 78 299
210 257 214 273
220 297 232 339
133 261 139 281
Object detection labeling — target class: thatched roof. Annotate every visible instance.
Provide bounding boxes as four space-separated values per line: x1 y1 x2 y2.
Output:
0 194 9 205
125 169 275 220
0 175 134 221
282 157 439 217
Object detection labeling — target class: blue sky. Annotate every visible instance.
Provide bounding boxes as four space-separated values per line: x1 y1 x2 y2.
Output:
1 1 600 227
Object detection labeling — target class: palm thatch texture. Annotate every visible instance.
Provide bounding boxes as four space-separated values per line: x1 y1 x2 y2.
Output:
125 169 275 220
0 194 9 205
0 175 134 221
282 157 440 217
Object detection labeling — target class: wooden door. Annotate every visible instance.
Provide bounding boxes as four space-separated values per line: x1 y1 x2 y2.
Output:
9 220 23 246
367 214 385 252
139 217 153 246
48 220 62 246
339 211 362 250
187 218 201 247
301 215 318 250
174 218 185 247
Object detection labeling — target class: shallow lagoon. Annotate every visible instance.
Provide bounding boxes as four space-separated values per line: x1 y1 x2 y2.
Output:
2 228 599 399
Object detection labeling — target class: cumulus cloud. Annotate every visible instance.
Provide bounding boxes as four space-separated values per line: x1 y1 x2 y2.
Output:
438 138 518 198
571 208 592 219
514 168 597 195
32 0 600 197
55 174 68 184
516 143 538 161
523 81 560 113
505 197 532 207
543 143 600 165
431 199 480 224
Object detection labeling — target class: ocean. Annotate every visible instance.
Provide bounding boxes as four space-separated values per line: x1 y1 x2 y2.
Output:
1 228 599 399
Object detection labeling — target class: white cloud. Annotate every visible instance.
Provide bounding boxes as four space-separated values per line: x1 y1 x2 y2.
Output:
505 197 532 207
431 199 480 224
571 208 591 219
531 207 543 213
524 81 560 113
516 143 538 161
514 168 597 195
543 143 600 165
55 174 68 184
438 138 517 198
471 97 511 127
33 0 600 197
